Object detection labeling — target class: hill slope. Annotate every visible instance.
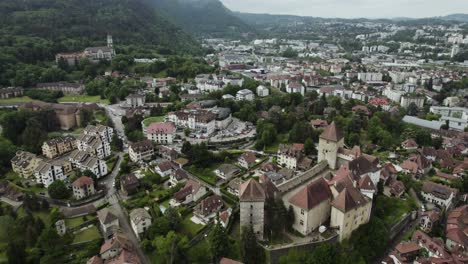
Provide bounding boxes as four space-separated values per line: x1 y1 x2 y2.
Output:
0 0 200 54
151 0 253 37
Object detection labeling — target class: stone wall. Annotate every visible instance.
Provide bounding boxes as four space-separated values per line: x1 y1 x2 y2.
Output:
266 234 339 264
277 161 329 193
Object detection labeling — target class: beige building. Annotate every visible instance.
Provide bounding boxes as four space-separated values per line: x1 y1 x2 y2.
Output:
239 179 266 240
318 122 345 170
42 136 77 159
128 140 154 163
287 178 332 235
72 176 96 200
11 151 42 178
330 186 372 241
129 208 152 240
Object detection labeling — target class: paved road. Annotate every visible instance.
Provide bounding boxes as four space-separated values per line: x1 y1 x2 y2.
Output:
107 191 150 264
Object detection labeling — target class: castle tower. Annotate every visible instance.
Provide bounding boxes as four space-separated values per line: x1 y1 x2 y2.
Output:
318 121 344 170
239 179 266 240
107 34 113 48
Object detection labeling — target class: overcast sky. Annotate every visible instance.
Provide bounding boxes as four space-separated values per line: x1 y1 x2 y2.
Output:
220 0 467 19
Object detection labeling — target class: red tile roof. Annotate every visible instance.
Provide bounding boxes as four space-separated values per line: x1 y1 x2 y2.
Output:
289 178 332 210
72 176 94 188
146 122 175 134
319 121 343 142
239 179 265 202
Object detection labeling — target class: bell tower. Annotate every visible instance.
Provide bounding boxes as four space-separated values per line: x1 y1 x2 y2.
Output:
107 34 113 48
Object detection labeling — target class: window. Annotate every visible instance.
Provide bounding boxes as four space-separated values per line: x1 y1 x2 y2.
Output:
300 220 304 225
250 205 253 209
301 209 304 215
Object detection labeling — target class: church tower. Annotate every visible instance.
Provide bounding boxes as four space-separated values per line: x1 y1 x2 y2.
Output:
318 121 344 170
107 34 113 48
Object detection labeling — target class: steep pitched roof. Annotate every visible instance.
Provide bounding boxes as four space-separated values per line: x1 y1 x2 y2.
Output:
359 175 376 191
289 178 332 210
332 186 369 213
319 121 343 142
72 176 94 188
239 179 266 202
97 208 118 225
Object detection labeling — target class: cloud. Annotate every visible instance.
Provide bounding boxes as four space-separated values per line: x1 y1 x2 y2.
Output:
221 0 467 18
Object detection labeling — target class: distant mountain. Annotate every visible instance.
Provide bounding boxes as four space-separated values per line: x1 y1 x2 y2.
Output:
0 0 201 54
436 13 468 22
150 0 253 37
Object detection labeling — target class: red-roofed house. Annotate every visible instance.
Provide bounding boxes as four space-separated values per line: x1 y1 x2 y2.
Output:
238 152 257 169
144 122 176 144
402 139 419 150
72 176 95 200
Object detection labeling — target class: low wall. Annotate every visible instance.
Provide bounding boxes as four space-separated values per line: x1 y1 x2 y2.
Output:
266 234 339 264
388 212 412 241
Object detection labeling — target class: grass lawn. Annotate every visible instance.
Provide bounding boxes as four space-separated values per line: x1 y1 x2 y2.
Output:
179 213 204 238
142 116 165 126
17 207 51 226
376 195 416 227
0 96 34 104
186 164 219 186
73 226 101 244
65 216 91 228
58 95 109 104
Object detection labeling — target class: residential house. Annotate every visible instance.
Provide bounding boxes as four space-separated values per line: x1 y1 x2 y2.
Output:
400 155 432 177
227 178 243 197
421 181 458 209
34 160 68 187
156 160 175 177
83 125 113 144
97 208 119 239
172 179 207 206
129 208 152 239
125 94 145 108
446 205 468 255
100 233 133 261
36 82 84 95
256 85 269 97
238 152 257 169
42 136 77 159
277 143 305 170
194 195 223 223
0 87 23 99
167 109 217 136
287 178 332 235
128 140 154 163
144 122 176 144
214 164 240 180
420 210 440 233
120 174 139 196
157 145 179 161
77 134 111 159
216 208 233 229
68 150 108 178
11 151 42 179
72 176 95 200
412 230 452 259
236 89 255 101
388 242 422 264
170 169 189 186
384 178 406 198
401 139 419 150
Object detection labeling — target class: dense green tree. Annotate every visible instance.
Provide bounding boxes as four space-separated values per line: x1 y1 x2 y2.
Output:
152 231 189 264
47 180 70 199
164 207 181 230
241 226 265 264
209 221 230 262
